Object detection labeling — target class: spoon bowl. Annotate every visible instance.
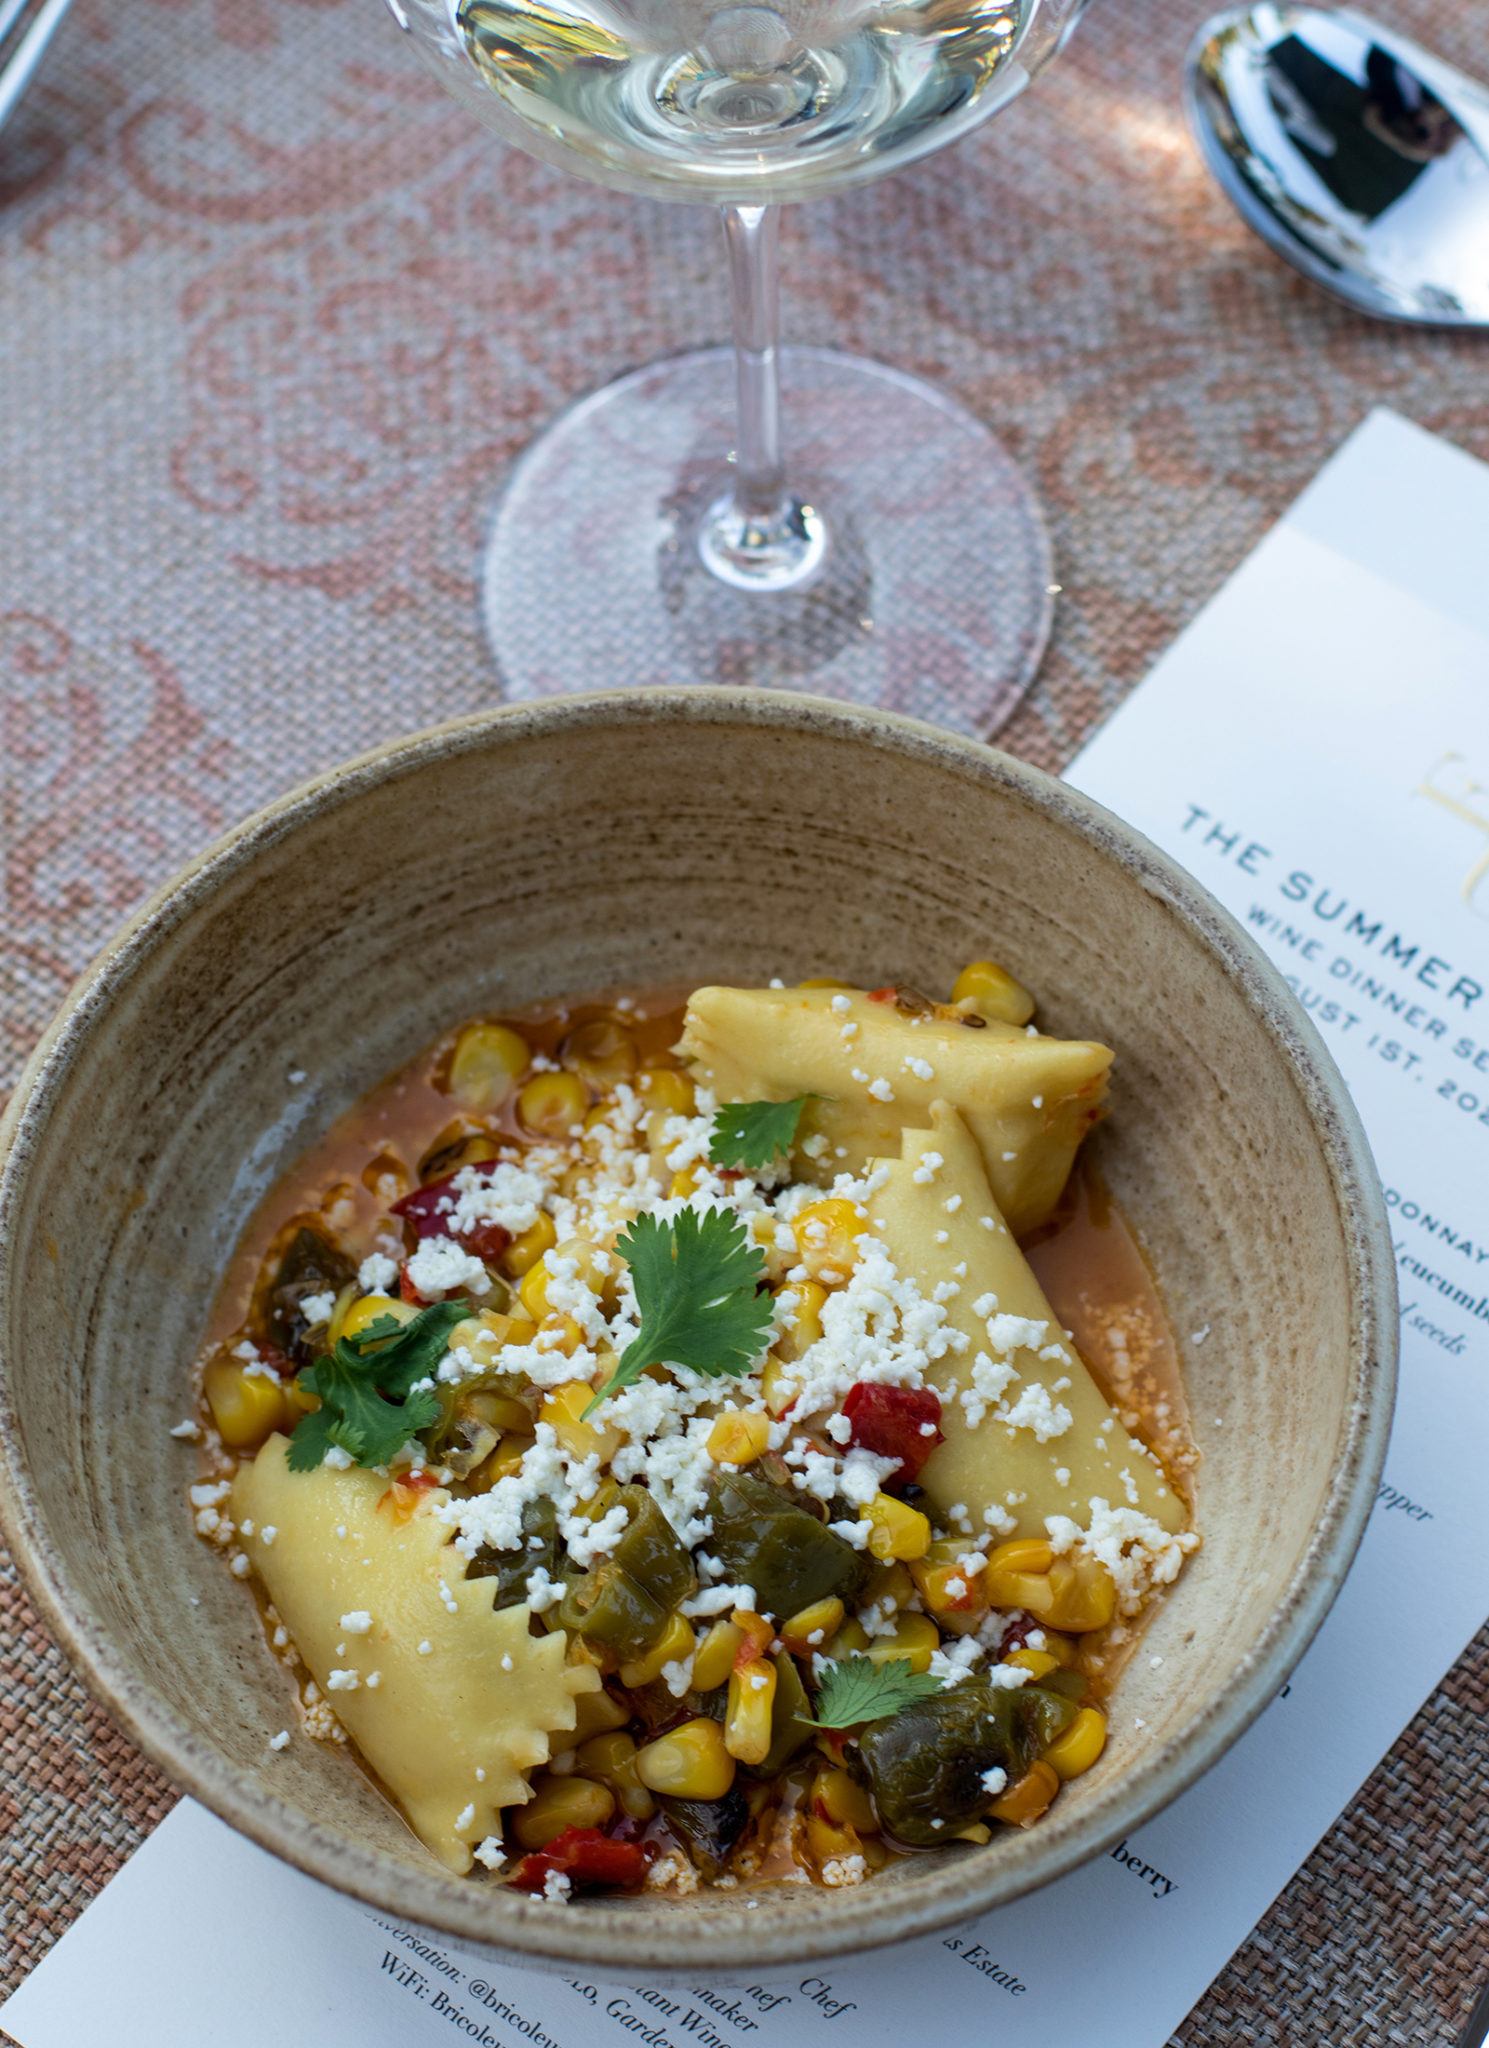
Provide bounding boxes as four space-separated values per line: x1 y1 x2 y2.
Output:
1187 3 1489 326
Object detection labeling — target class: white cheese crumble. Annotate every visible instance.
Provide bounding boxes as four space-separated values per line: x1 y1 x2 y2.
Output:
269 1730 291 1751
405 1238 491 1298
357 1252 400 1292
339 1611 373 1634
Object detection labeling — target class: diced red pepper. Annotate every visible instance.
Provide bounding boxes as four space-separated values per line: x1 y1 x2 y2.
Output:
867 985 898 1004
842 1382 944 1484
995 1610 1044 1657
399 1263 430 1307
392 1166 511 1264
510 1826 648 1893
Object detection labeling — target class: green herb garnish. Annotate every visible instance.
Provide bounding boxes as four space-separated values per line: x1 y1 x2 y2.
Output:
585 1209 773 1416
708 1095 814 1171
286 1300 470 1473
803 1653 947 1729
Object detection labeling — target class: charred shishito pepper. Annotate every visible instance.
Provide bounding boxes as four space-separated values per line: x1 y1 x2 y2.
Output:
859 1680 1079 1846
557 1487 698 1659
705 1469 868 1621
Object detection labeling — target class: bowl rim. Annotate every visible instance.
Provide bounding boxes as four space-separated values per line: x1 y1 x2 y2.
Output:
0 687 1397 1973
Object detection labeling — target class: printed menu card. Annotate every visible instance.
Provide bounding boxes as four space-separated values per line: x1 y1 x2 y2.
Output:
6 408 1489 2048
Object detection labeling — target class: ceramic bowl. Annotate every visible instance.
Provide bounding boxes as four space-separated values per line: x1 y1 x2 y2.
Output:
0 691 1395 1976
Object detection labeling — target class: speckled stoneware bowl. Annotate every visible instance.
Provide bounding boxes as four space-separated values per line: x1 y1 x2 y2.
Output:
0 691 1395 1977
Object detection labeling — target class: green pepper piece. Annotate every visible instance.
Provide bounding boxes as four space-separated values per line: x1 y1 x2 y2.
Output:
1037 1666 1089 1704
859 1680 1023 1847
556 1559 668 1658
751 1651 814 1778
657 1787 750 1879
265 1224 356 1359
609 1485 697 1610
424 1373 531 1462
705 1470 868 1620
1016 1681 1081 1755
467 1497 558 1610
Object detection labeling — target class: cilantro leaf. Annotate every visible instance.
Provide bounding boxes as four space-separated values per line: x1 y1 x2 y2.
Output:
587 1209 773 1414
286 1298 468 1473
802 1654 948 1729
709 1096 814 1171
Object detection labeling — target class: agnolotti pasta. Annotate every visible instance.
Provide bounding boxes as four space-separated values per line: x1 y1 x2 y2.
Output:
188 959 1198 1901
865 1103 1185 1543
677 983 1111 1235
233 1438 599 1872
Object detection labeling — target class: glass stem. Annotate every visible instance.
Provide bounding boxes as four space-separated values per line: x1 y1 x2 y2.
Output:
723 202 787 521
697 204 827 592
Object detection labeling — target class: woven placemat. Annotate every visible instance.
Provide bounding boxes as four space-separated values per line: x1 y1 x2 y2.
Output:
3 0 1488 2034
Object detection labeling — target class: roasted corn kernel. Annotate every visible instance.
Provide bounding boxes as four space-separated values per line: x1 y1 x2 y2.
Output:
540 1381 623 1464
339 1293 418 1344
534 1311 585 1359
449 1021 530 1107
985 1547 1117 1634
511 1773 615 1850
812 1766 878 1834
807 1813 860 1865
863 1612 939 1674
636 1067 695 1115
988 1761 1059 1828
951 960 1036 1027
636 1718 736 1799
569 1686 630 1745
575 1731 656 1821
517 1072 588 1140
791 1200 866 1287
779 1597 845 1657
561 1019 637 1090
772 1279 827 1361
503 1212 557 1278
859 1492 932 1562
203 1356 288 1450
706 1410 772 1467
1043 1707 1107 1780
619 1611 696 1689
690 1619 744 1693
726 1658 778 1765
1006 1647 1060 1681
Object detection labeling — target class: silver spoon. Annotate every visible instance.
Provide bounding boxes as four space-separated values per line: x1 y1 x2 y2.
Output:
1185 3 1489 326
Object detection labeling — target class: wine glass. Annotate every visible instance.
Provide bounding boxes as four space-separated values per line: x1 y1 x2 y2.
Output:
385 0 1088 733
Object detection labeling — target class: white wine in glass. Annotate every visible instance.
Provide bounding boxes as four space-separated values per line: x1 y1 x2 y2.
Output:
389 0 1088 730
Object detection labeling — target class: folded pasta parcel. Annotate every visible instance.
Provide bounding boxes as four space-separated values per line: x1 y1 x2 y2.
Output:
865 1101 1186 1546
233 1438 598 1873
678 983 1111 1235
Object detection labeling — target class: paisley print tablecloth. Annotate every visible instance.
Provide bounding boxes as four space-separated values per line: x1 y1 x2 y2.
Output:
3 0 1489 2034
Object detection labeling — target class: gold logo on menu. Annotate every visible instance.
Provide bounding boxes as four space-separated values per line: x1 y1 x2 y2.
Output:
1419 754 1489 916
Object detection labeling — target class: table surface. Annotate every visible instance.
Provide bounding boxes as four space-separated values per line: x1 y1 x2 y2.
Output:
3 0 1489 2035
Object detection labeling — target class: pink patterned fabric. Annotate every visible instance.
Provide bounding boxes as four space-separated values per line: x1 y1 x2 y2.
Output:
3 0 1489 2033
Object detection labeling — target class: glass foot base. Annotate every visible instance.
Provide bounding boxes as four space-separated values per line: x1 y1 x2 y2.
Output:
482 346 1053 738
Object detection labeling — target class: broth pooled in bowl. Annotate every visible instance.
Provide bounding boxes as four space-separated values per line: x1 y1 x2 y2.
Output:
185 965 1199 1901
